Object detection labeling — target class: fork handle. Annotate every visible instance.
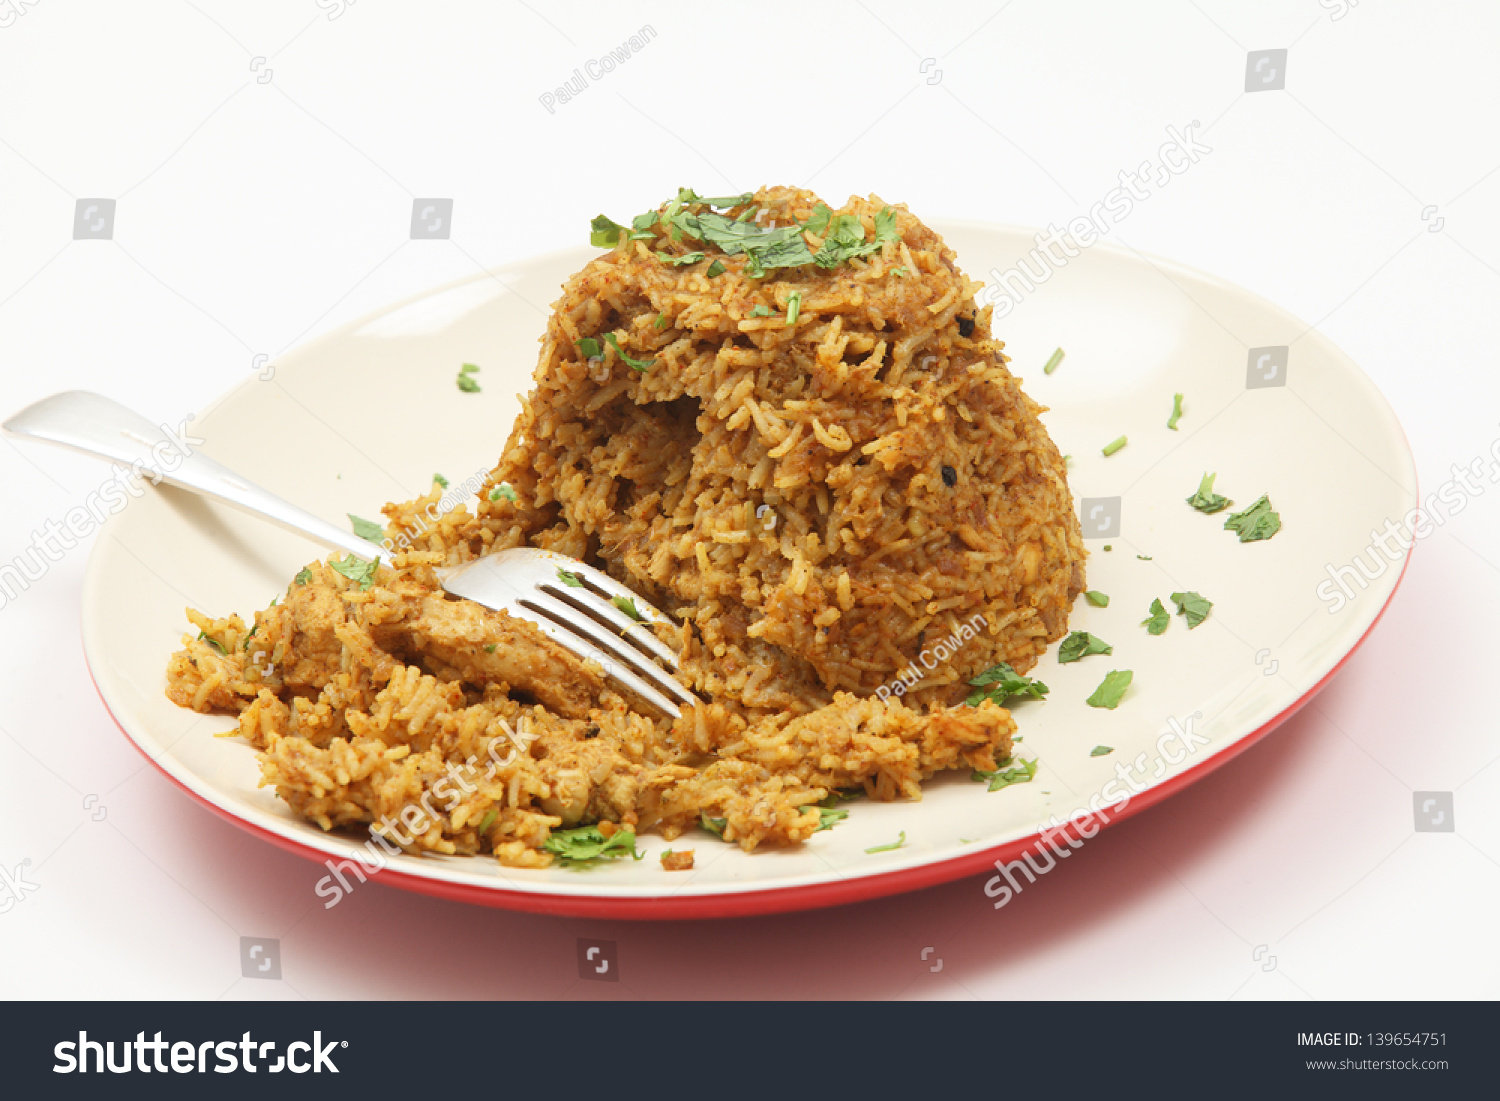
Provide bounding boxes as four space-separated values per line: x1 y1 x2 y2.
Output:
3 390 386 561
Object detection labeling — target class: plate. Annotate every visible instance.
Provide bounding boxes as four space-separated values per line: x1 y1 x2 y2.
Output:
81 223 1416 919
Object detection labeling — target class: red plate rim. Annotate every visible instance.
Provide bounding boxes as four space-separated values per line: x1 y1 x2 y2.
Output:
83 529 1413 921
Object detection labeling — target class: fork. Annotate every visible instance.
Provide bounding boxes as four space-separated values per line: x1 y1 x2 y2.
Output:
3 391 699 718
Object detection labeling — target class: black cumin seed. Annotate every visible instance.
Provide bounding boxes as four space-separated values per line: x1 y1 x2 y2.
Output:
957 315 974 338
941 465 957 487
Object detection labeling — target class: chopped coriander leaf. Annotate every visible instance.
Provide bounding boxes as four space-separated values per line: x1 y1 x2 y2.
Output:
656 250 706 267
1058 631 1113 664
1063 454 1073 466
865 831 906 854
785 290 802 326
1043 347 1065 375
196 630 227 655
1084 590 1109 607
654 313 670 330
1090 745 1114 757
812 207 898 269
331 554 379 591
972 757 1038 792
456 369 481 393
489 483 518 503
802 203 832 236
701 815 727 839
483 643 496 653
631 212 657 231
589 214 628 248
293 567 312 586
348 513 384 542
601 332 654 372
889 265 910 277
541 824 642 866
808 805 848 832
1086 669 1133 709
242 623 258 648
1186 471 1230 514
966 662 1049 706
556 568 584 588
679 189 754 208
612 595 645 622
748 304 775 318
1136 554 1152 561
1170 590 1213 629
575 336 603 360
1102 435 1127 457
1103 544 1112 551
818 787 863 806
459 362 481 374
477 808 498 835
1143 597 1170 635
705 259 726 277
1167 392 1184 430
433 473 448 489
1223 494 1282 542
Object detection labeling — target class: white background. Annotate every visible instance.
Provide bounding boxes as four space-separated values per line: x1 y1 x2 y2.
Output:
1 0 1497 1000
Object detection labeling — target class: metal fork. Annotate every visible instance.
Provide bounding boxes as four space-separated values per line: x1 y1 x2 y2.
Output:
3 391 699 718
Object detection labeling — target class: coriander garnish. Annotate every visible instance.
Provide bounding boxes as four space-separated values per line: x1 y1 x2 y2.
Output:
1102 435 1127 457
589 214 628 248
1170 590 1213 629
705 259 726 277
1086 669 1133 709
972 757 1038 792
1142 598 1170 635
330 554 379 591
556 568 584 588
1084 590 1109 607
1090 745 1114 757
1223 495 1281 543
196 630 227 655
293 567 313 586
1167 392 1184 430
865 831 906 854
612 595 645 622
348 514 384 542
1058 631 1112 664
489 483 518 503
602 332 654 372
1043 347 1065 375
1186 472 1231 514
432 473 448 489
966 662 1049 706
456 363 481 392
541 824 643 866
785 290 802 326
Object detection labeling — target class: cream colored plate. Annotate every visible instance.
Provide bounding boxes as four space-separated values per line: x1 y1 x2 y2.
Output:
80 224 1416 917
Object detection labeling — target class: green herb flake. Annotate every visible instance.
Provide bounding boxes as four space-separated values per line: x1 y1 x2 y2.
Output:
654 313 670 330
1102 435 1127 457
748 304 775 318
433 473 448 489
1186 471 1231 514
1103 544 1112 551
1223 494 1282 543
803 203 832 236
701 815 727 839
785 290 802 326
1170 590 1213 629
808 804 848 832
966 662 1049 707
1167 392 1184 430
1136 554 1152 560
865 831 906 854
197 630 227 655
541 824 643 866
483 643 496 654
477 808 498 835
1084 590 1109 607
1086 669 1134 709
656 250 706 267
1058 631 1113 664
489 483 518 503
811 207 897 269
330 554 379 591
1090 745 1114 757
972 757 1039 793
1043 347 1065 375
455 366 481 393
1142 597 1170 635
556 568 584 588
348 513 384 542
705 259 726 277
294 567 313 586
889 265 910 277
589 214 628 248
601 332 655 372
612 595 645 622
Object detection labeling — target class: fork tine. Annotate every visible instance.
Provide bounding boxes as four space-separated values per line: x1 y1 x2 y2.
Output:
516 598 686 718
537 581 681 669
518 590 697 713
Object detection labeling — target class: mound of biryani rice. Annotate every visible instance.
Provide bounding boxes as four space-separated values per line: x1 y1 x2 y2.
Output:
166 186 1087 867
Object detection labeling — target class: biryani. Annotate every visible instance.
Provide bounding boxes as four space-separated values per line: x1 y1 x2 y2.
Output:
165 186 1087 867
